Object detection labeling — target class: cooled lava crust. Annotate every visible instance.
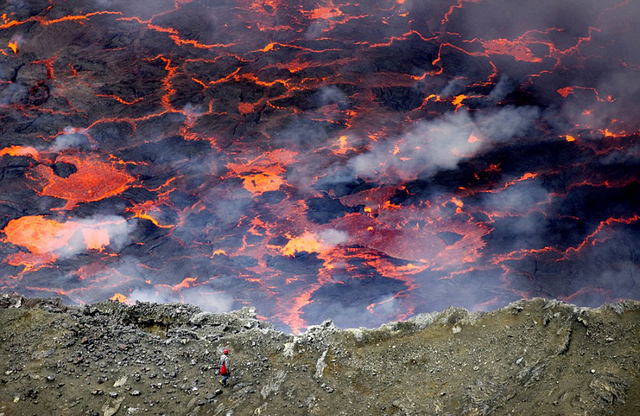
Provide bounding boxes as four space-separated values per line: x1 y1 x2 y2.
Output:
1 0 639 331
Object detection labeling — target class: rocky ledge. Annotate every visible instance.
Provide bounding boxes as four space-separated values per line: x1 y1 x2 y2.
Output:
0 293 639 416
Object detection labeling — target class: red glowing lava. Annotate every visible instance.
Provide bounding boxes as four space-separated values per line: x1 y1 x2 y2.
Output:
7 40 18 54
27 153 134 210
0 146 39 158
226 150 298 195
0 0 639 332
3 216 79 255
110 293 131 304
1 215 127 263
2 216 104 272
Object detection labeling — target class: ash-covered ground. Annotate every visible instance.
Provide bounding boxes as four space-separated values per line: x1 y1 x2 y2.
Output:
1 293 639 415
1 0 640 332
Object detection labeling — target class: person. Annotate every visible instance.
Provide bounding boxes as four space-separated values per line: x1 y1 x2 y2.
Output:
219 348 230 386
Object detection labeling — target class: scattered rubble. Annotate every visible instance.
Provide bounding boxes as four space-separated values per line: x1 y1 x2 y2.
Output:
1 293 639 415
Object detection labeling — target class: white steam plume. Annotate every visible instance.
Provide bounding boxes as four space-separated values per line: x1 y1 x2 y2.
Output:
350 106 539 180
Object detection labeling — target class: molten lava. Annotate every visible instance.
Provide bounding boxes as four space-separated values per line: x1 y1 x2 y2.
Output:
3 216 78 255
1 215 127 263
0 0 639 332
27 153 134 210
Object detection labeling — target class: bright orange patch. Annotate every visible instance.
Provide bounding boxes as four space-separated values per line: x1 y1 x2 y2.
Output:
3 216 77 254
28 154 133 210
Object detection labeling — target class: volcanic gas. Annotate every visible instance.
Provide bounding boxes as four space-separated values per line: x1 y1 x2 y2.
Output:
1 0 639 332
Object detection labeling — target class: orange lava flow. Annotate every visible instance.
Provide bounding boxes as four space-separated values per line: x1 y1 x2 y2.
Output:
442 0 481 24
279 290 313 334
557 87 574 97
556 86 615 103
477 39 543 63
0 146 39 158
110 293 130 304
280 232 331 257
302 4 343 20
127 199 176 229
562 215 640 257
27 154 134 210
3 216 78 254
0 11 122 30
0 0 636 331
502 172 538 189
32 56 56 79
6 252 57 274
226 149 298 195
82 228 110 251
2 215 130 274
118 16 234 50
238 102 259 114
452 94 467 109
1 215 127 255
241 169 285 195
96 94 144 105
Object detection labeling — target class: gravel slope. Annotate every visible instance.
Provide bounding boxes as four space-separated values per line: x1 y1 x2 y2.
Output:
1 293 639 415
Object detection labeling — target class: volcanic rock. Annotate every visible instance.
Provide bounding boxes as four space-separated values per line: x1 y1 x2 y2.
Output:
1 293 639 415
1 0 640 389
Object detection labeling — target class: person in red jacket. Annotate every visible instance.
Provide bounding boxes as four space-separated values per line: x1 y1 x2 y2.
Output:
219 348 230 386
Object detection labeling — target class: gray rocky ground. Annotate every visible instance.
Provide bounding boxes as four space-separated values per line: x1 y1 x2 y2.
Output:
0 293 639 415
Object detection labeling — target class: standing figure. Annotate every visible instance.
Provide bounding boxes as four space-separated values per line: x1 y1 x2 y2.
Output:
219 348 230 387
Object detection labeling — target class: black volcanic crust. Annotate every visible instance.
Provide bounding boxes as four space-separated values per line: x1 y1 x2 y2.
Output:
0 0 639 333
1 293 639 415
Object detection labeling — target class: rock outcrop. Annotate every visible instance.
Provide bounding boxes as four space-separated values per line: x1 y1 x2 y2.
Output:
1 293 639 415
